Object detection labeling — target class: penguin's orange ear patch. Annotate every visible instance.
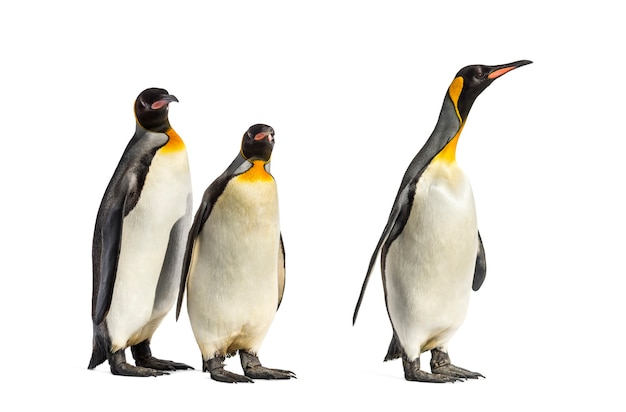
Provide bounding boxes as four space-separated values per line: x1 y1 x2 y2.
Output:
488 66 515 80
448 77 464 121
151 100 169 110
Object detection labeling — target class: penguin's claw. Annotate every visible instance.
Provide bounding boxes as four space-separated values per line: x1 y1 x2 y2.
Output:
403 358 464 383
402 358 471 383
429 348 484 380
404 368 464 383
239 350 296 380
107 348 168 377
110 361 168 377
205 356 254 383
243 365 296 380
210 368 255 384
135 357 194 371
130 341 193 371
431 364 484 380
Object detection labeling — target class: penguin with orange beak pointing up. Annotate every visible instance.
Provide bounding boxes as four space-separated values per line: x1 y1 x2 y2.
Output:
353 60 532 382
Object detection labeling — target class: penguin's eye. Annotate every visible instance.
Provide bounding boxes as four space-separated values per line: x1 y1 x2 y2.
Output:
475 71 485 79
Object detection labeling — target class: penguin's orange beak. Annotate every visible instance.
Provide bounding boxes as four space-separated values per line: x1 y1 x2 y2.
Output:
488 66 516 80
151 95 179 110
487 60 533 80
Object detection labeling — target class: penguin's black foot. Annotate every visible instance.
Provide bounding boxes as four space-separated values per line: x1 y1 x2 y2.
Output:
112 362 168 377
131 340 193 371
205 356 253 383
240 351 296 380
136 357 193 371
402 358 463 383
108 349 167 377
430 348 484 380
431 364 484 379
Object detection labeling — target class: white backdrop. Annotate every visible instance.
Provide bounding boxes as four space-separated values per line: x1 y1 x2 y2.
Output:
2 1 624 410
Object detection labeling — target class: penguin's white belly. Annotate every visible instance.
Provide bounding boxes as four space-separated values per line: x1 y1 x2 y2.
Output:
187 178 280 359
386 160 477 360
107 149 191 351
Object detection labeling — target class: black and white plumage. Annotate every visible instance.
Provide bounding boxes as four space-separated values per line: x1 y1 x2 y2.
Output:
89 88 193 377
177 124 294 383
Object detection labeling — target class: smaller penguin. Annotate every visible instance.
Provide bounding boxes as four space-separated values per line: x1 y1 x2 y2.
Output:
353 60 532 382
177 124 295 383
89 88 193 377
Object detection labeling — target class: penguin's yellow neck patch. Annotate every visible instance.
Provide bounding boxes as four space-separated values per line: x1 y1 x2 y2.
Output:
448 76 464 122
433 77 466 164
236 160 273 182
159 128 186 153
434 128 463 163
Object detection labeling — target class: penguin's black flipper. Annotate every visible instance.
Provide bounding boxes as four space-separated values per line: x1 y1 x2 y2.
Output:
352 205 402 325
92 129 160 326
93 194 126 326
277 234 286 310
472 231 487 291
93 153 148 326
176 182 218 320
176 156 246 319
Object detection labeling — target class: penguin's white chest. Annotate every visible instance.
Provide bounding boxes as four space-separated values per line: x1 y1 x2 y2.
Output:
385 159 478 357
108 149 192 349
187 174 280 357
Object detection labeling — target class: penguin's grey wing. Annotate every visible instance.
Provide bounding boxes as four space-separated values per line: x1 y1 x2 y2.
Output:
92 192 125 325
352 147 434 325
352 183 413 325
277 234 286 310
175 174 230 319
176 155 249 319
352 208 398 324
472 231 487 291
92 132 167 325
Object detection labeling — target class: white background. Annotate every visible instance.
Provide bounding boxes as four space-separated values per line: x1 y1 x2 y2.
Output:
2 1 624 410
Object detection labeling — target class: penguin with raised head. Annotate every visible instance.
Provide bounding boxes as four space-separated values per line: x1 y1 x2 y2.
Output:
89 88 193 377
177 124 295 383
353 60 532 382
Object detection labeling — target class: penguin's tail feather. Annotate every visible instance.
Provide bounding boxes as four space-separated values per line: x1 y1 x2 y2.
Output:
88 344 107 369
384 333 404 362
88 325 109 369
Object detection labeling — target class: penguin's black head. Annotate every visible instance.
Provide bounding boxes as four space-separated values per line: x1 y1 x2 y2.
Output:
134 87 179 132
453 60 532 121
241 124 275 162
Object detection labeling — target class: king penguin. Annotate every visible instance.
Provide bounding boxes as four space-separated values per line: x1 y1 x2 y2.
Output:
353 60 532 382
176 124 295 383
89 88 193 376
